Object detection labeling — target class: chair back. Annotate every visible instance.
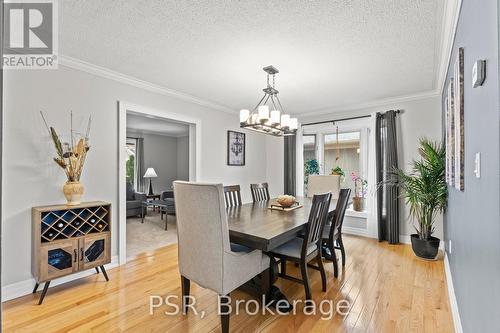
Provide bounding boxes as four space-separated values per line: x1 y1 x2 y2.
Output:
173 181 229 291
307 175 340 199
250 182 270 202
223 185 242 207
329 188 351 241
160 190 174 200
303 192 332 255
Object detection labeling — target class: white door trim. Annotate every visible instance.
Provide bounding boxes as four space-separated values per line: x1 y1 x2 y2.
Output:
117 101 202 265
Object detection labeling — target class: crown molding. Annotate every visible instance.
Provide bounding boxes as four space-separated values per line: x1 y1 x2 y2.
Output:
294 90 441 118
59 55 236 114
126 128 188 138
436 0 463 94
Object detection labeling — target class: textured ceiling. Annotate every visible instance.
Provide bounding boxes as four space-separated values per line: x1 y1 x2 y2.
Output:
127 113 189 137
60 1 444 115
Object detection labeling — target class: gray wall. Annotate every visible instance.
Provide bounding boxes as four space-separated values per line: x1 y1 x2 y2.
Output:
176 136 189 181
126 132 188 192
442 0 500 331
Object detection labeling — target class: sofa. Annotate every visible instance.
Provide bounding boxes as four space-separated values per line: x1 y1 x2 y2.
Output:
126 182 147 217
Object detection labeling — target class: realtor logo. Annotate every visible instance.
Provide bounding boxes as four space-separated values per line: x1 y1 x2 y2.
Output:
3 0 58 69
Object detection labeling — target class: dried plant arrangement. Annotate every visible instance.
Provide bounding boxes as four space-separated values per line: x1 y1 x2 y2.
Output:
40 111 92 205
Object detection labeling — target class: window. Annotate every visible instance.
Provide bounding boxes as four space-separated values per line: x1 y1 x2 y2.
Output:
303 134 316 162
126 138 137 188
323 131 361 200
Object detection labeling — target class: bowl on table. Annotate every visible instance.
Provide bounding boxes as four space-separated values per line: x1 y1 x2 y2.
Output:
276 195 297 208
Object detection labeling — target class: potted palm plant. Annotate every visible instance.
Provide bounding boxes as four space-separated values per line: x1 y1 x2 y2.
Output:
392 138 447 259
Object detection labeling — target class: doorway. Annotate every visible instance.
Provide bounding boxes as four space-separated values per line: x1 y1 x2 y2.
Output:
118 102 201 264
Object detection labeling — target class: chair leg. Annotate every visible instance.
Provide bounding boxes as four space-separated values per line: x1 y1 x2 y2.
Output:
95 267 100 274
32 283 39 294
317 255 327 292
181 275 190 313
331 243 339 278
280 258 287 275
299 260 312 301
219 294 230 333
338 236 346 267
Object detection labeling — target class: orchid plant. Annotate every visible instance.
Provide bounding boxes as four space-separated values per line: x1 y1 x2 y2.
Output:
350 171 368 198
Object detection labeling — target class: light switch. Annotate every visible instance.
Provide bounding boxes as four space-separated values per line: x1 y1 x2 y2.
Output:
474 153 481 178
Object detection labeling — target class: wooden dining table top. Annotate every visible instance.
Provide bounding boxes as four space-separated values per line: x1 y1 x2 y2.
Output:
227 196 337 251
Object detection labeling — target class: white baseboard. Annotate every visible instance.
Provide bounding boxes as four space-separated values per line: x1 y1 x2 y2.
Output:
342 226 369 237
399 234 445 250
1 255 119 302
444 252 463 333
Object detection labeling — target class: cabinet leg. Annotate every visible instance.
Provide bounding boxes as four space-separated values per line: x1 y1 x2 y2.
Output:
32 283 39 294
95 267 100 274
38 281 50 305
100 265 109 281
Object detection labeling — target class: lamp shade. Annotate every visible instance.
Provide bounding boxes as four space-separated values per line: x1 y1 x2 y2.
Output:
258 105 269 123
270 110 281 125
281 114 290 128
143 168 158 178
239 109 249 124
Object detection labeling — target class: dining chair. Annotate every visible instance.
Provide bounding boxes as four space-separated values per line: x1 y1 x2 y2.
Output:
307 175 341 199
160 190 175 229
321 188 351 277
250 182 270 202
223 185 242 207
268 192 332 301
173 181 270 333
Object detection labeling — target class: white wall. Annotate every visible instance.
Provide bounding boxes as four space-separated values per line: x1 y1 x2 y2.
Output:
176 135 189 181
2 65 281 288
297 96 443 239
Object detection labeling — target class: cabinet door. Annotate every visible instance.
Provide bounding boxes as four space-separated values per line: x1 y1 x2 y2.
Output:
40 239 79 281
79 233 110 271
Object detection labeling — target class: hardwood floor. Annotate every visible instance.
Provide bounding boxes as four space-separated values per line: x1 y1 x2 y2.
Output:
2 235 453 332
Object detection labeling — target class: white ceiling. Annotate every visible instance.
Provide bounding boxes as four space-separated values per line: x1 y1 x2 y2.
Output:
60 1 445 115
126 113 189 137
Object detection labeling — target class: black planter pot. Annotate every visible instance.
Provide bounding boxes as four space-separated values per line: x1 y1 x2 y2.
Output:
410 234 440 259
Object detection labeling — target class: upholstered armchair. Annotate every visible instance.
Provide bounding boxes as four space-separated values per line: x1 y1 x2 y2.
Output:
126 182 146 217
173 181 270 333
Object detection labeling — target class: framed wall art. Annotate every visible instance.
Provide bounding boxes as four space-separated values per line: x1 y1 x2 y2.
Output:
227 130 245 166
453 47 465 191
445 78 455 186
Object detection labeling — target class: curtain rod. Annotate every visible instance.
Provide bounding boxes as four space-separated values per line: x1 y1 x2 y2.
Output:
301 110 400 127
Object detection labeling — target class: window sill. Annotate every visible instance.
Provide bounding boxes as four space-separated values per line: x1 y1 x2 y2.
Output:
345 208 369 219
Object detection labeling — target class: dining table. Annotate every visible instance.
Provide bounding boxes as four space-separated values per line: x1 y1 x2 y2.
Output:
227 196 337 310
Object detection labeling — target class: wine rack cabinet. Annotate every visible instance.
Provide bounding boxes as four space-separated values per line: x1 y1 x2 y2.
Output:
32 201 111 304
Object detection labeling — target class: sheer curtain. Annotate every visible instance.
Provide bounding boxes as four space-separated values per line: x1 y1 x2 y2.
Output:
375 111 400 244
135 137 145 192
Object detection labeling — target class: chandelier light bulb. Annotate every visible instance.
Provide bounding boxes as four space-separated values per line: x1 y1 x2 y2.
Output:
239 109 250 124
258 105 270 123
289 118 298 130
281 114 290 129
270 110 281 125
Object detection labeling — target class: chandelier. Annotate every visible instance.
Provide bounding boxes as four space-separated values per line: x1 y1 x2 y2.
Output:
239 66 298 136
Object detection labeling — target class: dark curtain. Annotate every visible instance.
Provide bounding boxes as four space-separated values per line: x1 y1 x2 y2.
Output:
284 136 296 196
376 111 400 244
136 138 145 192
